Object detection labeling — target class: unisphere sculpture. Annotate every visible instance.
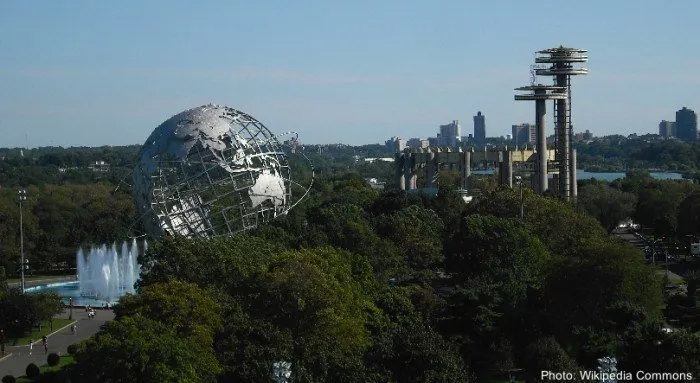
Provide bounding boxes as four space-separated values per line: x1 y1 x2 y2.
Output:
132 104 311 238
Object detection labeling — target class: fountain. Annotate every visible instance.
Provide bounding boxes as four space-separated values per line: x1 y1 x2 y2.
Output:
76 239 144 303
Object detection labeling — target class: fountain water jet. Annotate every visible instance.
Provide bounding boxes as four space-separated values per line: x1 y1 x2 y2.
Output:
76 239 143 303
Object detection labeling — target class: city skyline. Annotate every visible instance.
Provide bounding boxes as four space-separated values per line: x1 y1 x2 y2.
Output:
2 1 700 148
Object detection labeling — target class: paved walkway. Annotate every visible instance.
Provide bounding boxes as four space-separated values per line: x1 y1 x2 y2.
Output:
0 307 114 377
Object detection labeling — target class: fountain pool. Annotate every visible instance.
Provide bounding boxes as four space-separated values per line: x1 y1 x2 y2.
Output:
25 281 96 306
27 239 145 306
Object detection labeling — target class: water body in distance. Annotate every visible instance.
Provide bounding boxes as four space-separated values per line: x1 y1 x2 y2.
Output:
471 169 683 182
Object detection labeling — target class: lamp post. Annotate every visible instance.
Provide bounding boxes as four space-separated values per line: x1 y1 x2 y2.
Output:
18 189 27 293
515 176 524 222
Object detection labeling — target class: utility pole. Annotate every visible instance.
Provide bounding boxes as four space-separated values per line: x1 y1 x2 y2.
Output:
18 189 27 293
515 176 524 222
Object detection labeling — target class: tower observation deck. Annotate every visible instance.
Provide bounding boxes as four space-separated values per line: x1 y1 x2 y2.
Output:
535 46 588 201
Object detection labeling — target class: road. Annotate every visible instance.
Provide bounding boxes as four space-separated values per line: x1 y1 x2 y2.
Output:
614 229 685 283
0 307 114 378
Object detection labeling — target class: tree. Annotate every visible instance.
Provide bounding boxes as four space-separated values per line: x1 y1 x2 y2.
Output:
305 203 378 256
677 191 700 236
72 316 220 382
578 182 637 233
542 238 663 352
634 181 692 237
115 280 222 350
442 214 550 376
466 187 606 257
137 235 282 291
446 215 549 302
258 248 374 382
521 337 579 382
0 288 39 337
620 326 700 376
375 205 445 282
368 315 467 382
32 292 63 326
0 266 6 298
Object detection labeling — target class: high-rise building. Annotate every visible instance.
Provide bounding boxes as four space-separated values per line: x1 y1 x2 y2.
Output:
675 107 697 142
406 138 429 149
438 120 461 147
428 137 439 147
573 129 594 142
385 136 406 152
659 120 676 139
473 112 486 146
511 123 536 147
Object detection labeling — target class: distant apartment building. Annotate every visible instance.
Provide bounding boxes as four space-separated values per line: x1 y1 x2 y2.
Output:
511 123 536 147
573 129 594 142
428 137 439 147
283 137 300 153
406 138 429 149
438 120 461 147
385 136 406 152
658 120 676 139
473 111 486 146
675 107 697 142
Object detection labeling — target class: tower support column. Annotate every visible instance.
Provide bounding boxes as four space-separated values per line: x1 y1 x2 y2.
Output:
396 153 406 191
557 96 570 201
535 94 548 194
426 152 437 188
570 148 578 201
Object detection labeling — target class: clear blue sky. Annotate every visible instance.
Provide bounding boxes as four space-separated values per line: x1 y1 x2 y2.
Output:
1 1 699 147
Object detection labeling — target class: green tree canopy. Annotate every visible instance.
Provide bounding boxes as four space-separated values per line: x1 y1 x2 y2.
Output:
115 280 222 349
72 315 220 383
578 182 637 233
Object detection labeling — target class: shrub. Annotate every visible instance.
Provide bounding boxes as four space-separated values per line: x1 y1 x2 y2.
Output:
2 375 16 383
66 344 78 355
25 363 40 379
47 352 60 366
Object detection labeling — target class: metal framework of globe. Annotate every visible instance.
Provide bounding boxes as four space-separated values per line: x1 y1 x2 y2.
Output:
132 104 310 238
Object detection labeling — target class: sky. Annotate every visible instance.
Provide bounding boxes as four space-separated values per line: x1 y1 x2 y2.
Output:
1 1 699 147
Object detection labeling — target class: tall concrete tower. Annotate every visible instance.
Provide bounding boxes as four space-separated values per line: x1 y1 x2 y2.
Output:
535 46 588 201
514 85 567 194
473 112 486 146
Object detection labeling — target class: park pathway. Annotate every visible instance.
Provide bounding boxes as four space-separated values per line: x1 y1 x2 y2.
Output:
0 307 114 377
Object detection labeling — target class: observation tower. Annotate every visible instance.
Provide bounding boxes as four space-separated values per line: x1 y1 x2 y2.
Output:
534 46 588 201
514 85 567 194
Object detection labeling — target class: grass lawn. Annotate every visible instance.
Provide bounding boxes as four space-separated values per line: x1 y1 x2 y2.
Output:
7 274 74 284
8 318 75 346
15 355 75 382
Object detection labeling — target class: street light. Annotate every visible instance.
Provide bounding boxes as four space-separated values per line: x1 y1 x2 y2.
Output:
18 189 27 293
515 176 524 222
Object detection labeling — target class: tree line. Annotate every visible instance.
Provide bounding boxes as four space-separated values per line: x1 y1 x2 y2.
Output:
23 173 699 382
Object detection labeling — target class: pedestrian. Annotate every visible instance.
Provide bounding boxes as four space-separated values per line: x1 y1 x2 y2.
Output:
29 339 33 355
44 340 48 355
